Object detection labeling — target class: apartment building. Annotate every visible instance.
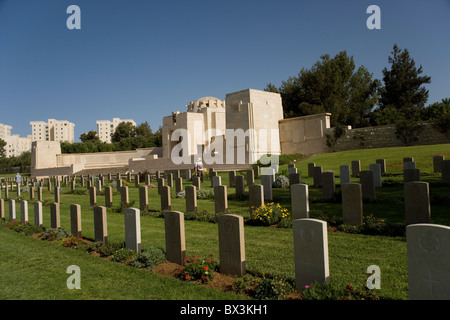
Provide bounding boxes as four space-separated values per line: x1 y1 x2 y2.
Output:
0 123 32 157
96 118 136 143
30 119 75 143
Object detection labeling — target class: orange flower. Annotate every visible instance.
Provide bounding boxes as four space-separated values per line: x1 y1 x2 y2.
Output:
203 266 208 271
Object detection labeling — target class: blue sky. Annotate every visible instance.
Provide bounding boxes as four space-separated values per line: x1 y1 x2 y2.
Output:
1 0 449 142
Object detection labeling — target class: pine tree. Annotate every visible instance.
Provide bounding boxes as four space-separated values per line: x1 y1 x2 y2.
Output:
377 44 431 123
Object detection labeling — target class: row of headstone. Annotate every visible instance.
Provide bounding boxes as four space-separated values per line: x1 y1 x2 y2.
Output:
2 185 448 299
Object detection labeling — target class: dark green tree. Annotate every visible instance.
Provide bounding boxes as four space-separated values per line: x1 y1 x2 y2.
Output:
0 138 6 158
136 121 153 137
266 51 379 128
376 44 431 123
80 130 99 143
111 122 136 143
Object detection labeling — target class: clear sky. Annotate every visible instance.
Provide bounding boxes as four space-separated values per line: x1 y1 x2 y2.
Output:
1 0 449 142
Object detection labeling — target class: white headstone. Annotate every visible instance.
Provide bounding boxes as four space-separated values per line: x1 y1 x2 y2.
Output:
293 218 329 290
407 223 450 300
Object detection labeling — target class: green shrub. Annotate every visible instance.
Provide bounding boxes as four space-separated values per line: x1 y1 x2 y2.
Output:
91 241 125 257
130 246 165 269
21 224 45 236
394 119 423 146
39 228 70 241
196 189 214 199
112 248 138 264
338 214 405 237
232 274 261 295
301 282 382 300
254 276 293 300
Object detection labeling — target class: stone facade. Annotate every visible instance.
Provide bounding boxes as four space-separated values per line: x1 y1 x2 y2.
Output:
29 87 449 179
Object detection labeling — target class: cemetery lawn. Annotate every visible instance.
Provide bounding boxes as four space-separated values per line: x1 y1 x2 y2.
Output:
1 143 449 300
0 227 246 300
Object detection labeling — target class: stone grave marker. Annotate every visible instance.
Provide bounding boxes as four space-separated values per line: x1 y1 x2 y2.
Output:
433 155 444 173
252 164 260 179
307 163 315 178
134 174 140 187
164 211 186 265
261 174 273 201
404 168 421 183
360 170 376 201
120 186 129 207
376 159 386 175
341 183 363 226
88 186 96 206
34 201 43 226
442 160 450 183
369 163 382 187
313 166 323 187
212 175 221 188
125 208 141 253
321 171 335 199
404 181 430 225
105 186 113 207
246 169 254 187
20 200 28 223
291 183 309 220
166 173 173 187
93 206 108 244
218 214 246 276
229 170 236 187
293 218 329 291
404 161 416 170
407 223 450 300
50 203 60 228
175 177 183 193
70 204 82 238
339 165 351 185
351 160 360 177
0 199 4 219
214 185 228 214
249 184 264 217
54 187 60 203
37 186 43 201
192 176 201 190
139 186 148 211
235 175 245 197
161 185 171 211
185 185 197 213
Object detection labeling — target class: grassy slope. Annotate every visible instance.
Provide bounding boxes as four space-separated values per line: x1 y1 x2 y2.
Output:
1 143 449 300
0 227 245 300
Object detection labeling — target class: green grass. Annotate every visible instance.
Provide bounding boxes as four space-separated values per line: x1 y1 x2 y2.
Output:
0 227 245 300
0 143 449 300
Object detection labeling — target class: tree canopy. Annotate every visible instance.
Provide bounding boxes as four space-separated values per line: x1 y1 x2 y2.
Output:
80 130 99 143
0 139 6 158
374 44 431 124
61 122 162 154
266 51 380 128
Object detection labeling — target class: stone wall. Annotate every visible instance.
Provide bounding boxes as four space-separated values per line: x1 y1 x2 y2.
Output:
331 122 449 152
279 113 331 156
279 115 449 156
